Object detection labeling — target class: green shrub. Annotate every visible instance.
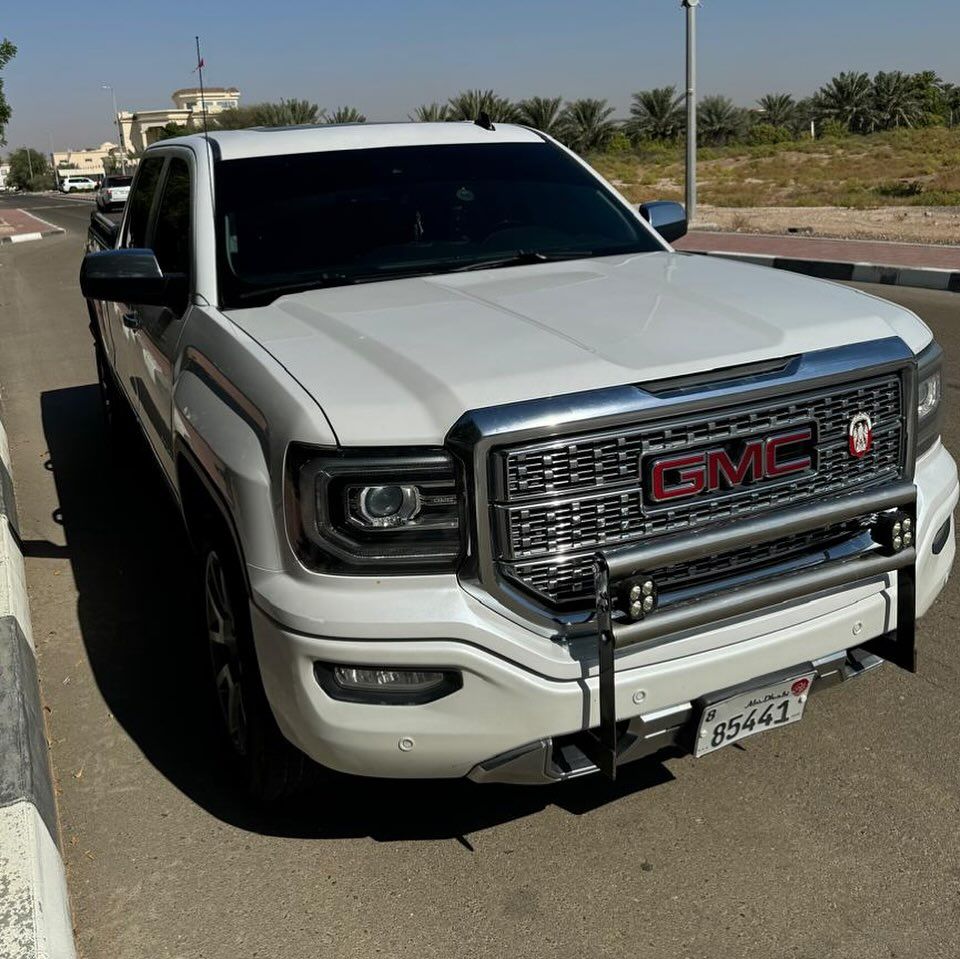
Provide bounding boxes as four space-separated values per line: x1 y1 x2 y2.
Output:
819 119 849 139
27 173 54 192
748 123 793 145
876 179 924 198
605 131 633 154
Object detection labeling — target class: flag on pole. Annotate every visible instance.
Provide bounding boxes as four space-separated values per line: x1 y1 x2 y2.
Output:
193 56 205 73
194 37 211 139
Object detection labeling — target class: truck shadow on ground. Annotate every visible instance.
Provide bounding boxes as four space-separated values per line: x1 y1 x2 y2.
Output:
40 384 678 842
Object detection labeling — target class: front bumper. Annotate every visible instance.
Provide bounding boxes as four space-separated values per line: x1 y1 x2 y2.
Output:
250 442 958 782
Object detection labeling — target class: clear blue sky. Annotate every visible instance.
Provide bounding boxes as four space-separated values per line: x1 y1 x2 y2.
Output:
4 0 959 151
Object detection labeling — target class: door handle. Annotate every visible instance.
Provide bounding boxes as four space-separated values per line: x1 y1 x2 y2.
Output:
122 312 142 331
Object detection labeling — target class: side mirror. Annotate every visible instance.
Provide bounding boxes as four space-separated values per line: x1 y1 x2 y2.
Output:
639 201 688 243
80 248 187 310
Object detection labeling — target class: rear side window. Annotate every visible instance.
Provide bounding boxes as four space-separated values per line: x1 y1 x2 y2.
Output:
151 158 192 276
125 156 165 248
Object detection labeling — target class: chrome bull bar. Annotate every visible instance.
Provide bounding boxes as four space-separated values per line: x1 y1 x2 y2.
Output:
583 481 918 780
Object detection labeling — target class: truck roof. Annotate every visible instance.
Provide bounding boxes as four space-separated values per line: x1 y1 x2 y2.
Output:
149 122 546 162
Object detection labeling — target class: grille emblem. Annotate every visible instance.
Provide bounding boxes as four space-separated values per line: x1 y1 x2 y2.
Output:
645 427 815 504
848 412 874 459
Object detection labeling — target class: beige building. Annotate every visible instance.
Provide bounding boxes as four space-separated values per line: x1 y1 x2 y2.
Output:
53 141 125 180
118 87 241 153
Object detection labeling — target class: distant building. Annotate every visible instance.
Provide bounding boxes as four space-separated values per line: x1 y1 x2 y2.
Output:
0 163 9 190
52 142 125 181
119 87 241 153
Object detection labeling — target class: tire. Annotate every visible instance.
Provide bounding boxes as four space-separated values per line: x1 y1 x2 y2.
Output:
94 338 131 442
200 534 307 803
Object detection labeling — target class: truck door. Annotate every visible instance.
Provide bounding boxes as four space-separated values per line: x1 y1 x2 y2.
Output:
110 155 165 408
125 153 195 484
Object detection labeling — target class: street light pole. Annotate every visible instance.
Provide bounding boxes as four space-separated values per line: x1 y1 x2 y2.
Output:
102 84 128 174
681 0 699 224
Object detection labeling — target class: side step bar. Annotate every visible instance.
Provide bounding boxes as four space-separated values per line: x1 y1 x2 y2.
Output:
582 482 918 780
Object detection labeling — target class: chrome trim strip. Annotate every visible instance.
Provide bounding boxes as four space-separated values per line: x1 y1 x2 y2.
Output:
447 337 918 637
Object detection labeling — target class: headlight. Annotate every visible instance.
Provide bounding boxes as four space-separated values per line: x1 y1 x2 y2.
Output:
916 342 945 457
287 445 464 573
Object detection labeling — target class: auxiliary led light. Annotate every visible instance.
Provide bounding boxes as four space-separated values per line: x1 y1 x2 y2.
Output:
873 510 916 555
626 579 658 620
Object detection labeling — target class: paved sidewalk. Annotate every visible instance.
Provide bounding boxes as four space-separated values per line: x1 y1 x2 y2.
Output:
676 231 960 292
0 208 65 244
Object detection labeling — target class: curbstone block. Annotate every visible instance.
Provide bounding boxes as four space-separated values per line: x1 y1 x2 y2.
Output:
696 249 960 294
0 800 76 959
0 409 77 957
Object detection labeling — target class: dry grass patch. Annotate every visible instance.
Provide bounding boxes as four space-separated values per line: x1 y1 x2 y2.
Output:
590 127 960 209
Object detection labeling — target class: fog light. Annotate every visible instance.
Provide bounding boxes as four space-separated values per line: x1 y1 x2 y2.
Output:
315 663 462 704
334 667 446 692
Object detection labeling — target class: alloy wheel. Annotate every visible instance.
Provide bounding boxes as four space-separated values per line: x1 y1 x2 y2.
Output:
205 550 248 756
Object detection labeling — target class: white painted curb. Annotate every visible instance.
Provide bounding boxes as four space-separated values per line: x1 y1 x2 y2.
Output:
0 414 77 959
0 801 75 959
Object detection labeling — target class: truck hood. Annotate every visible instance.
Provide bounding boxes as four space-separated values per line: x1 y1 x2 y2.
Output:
227 252 931 445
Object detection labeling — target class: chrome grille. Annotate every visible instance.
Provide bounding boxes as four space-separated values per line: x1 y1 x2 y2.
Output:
505 517 872 608
492 374 905 609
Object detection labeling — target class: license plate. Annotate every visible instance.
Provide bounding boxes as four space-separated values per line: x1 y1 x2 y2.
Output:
695 673 815 757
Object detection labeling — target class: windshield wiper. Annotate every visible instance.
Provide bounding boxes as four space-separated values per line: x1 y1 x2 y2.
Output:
451 250 592 273
236 272 358 304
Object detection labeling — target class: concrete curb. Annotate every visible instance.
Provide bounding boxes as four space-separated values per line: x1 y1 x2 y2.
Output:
0 413 77 959
0 229 65 246
696 250 960 293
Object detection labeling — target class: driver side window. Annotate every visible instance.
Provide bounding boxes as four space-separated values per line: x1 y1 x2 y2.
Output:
151 158 192 277
125 156 164 248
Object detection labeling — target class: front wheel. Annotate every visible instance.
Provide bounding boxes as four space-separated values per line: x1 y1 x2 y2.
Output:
201 538 307 802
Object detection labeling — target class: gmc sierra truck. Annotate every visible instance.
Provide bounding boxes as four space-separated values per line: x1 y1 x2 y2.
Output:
81 121 957 800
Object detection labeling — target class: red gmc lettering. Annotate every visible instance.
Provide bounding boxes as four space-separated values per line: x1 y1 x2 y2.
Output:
765 428 814 477
651 453 707 501
649 429 814 503
707 443 763 490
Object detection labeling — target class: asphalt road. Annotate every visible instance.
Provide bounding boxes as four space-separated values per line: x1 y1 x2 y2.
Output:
2 199 960 959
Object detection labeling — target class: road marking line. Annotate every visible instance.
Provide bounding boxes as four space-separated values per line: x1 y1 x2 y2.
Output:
16 209 64 232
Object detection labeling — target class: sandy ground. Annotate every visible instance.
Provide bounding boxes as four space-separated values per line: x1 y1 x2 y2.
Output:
694 205 960 246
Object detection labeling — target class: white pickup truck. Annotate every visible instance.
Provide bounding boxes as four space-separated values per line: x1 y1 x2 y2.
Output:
81 121 957 800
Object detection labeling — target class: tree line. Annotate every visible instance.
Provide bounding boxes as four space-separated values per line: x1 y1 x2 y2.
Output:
156 71 960 153
7 69 960 191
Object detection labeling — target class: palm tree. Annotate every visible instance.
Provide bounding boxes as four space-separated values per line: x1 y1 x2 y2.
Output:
214 105 268 130
446 90 521 123
560 98 616 153
943 82 960 126
813 71 875 133
697 95 746 146
872 71 924 130
409 102 449 122
254 99 324 127
518 96 565 137
756 93 796 129
628 86 684 141
327 106 367 124
792 97 816 137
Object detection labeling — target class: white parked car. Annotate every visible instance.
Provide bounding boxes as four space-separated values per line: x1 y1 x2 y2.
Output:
80 123 957 800
95 174 133 210
60 176 98 193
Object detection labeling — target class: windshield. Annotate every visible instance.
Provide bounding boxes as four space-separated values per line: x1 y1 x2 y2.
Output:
215 141 663 308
